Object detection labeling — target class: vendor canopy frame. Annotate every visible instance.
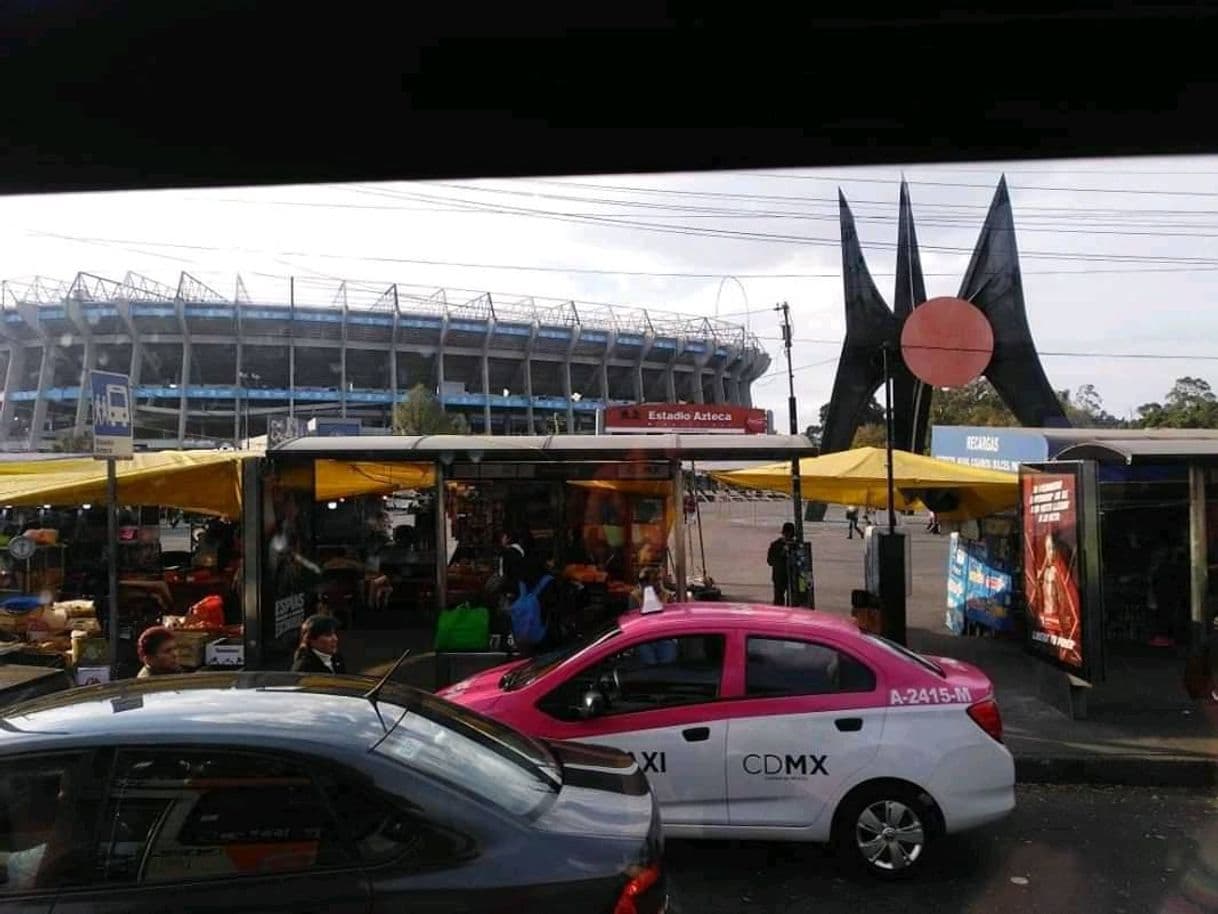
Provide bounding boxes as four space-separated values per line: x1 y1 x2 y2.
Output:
271 433 816 464
261 433 816 641
711 445 1018 521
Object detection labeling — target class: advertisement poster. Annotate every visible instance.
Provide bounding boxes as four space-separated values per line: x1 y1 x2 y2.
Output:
962 541 1014 633
1021 469 1084 673
945 532 967 635
261 461 320 660
945 533 1015 636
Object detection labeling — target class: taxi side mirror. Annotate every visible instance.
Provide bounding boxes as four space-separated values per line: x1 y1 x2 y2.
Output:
577 689 606 719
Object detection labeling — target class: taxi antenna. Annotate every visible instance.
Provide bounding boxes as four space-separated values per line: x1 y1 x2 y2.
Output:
364 648 413 702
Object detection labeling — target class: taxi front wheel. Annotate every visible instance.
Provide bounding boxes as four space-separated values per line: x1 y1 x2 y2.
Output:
834 783 938 880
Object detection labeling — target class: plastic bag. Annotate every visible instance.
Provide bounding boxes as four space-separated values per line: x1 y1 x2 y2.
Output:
434 602 490 652
182 594 225 631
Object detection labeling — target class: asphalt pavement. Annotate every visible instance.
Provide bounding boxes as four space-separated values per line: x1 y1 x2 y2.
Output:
668 784 1218 913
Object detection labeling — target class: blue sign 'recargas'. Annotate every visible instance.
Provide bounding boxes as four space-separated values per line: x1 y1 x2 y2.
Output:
930 425 1048 473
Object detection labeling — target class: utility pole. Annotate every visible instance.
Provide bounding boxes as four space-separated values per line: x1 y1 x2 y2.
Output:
776 302 814 608
878 343 907 643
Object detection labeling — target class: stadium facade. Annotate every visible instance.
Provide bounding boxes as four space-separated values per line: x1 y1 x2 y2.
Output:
0 272 770 450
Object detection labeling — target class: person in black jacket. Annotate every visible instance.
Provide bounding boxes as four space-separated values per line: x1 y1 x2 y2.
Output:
766 522 795 606
291 614 347 674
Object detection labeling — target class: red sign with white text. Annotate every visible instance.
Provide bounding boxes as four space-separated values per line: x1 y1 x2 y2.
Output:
601 403 768 434
1021 470 1084 673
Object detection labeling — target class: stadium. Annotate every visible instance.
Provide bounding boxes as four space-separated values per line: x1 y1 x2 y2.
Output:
0 272 770 450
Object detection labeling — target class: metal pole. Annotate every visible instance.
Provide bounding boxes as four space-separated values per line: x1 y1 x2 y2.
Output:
106 457 119 673
882 346 897 533
776 301 813 607
433 461 447 617
1188 464 1210 657
690 460 708 580
672 459 687 599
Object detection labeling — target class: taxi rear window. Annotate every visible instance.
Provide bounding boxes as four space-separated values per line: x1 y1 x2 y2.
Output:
864 634 945 677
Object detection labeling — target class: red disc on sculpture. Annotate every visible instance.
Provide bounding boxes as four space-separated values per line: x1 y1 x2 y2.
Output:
900 296 994 388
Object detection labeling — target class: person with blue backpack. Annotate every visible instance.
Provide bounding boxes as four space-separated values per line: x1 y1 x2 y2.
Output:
509 557 558 656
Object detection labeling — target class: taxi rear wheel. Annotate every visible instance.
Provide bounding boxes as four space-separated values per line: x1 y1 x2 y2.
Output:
834 783 937 880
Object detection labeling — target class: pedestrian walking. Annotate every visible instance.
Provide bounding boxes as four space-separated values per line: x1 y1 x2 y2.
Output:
766 522 796 605
845 506 864 540
925 511 941 535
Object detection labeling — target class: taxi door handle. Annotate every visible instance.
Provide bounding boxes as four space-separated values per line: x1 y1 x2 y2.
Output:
835 717 863 732
683 726 710 742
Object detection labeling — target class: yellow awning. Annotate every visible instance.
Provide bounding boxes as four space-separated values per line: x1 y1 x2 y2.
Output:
711 446 1018 520
0 450 257 518
313 460 435 501
0 454 441 517
566 479 674 497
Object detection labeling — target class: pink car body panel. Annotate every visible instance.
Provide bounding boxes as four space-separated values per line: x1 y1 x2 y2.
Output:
440 603 1014 841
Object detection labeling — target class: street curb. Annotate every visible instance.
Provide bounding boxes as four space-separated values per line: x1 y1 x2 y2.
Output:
1015 756 1218 788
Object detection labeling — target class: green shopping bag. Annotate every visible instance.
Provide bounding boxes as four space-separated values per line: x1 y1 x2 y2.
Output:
434 602 490 651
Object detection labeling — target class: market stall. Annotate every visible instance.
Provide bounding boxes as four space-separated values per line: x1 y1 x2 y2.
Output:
247 434 815 673
710 446 1019 521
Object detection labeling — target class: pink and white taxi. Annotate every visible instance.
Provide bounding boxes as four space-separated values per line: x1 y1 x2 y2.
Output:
439 603 1014 877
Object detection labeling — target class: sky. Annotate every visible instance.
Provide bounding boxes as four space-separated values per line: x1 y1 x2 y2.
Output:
2 155 1216 430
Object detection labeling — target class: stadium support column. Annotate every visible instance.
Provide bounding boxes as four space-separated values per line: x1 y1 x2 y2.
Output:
664 338 681 403
691 346 710 404
67 298 95 436
482 312 495 435
234 303 243 445
20 301 52 451
637 331 654 403
340 294 349 419
713 349 730 404
389 284 399 412
600 330 617 405
28 342 54 451
176 294 190 447
524 322 538 432
436 311 449 414
73 336 95 435
739 353 760 408
0 345 24 446
289 277 297 419
116 297 143 393
564 321 580 434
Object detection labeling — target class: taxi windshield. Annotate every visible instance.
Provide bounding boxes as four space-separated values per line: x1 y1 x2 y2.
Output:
500 622 621 691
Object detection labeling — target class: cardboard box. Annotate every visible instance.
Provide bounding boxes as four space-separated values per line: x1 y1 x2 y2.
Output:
70 634 109 665
75 665 112 687
205 637 244 668
173 631 213 669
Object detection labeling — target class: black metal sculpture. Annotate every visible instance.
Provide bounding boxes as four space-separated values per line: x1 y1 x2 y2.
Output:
819 176 1068 460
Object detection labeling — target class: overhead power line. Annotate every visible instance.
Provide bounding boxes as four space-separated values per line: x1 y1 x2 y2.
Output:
742 171 1218 198
32 229 1218 286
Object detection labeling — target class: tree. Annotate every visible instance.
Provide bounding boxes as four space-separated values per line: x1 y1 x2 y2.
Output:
928 379 1019 428
391 385 469 435
851 423 888 448
1137 376 1218 428
1058 384 1124 429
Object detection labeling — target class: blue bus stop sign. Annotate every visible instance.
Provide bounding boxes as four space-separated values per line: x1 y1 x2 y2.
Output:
90 370 133 459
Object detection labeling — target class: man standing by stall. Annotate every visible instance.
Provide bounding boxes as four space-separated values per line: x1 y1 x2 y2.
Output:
767 522 796 606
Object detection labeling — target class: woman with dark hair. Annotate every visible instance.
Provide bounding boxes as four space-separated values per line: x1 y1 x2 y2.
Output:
291 614 347 674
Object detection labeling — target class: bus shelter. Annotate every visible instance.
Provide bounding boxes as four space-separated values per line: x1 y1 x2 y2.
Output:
241 434 814 670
